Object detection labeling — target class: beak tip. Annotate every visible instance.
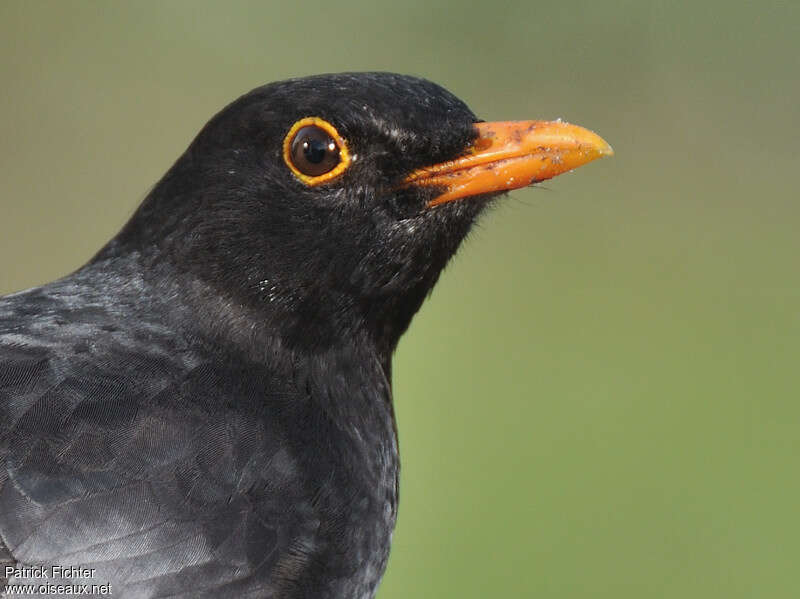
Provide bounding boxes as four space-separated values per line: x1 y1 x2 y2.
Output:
583 129 614 158
599 141 615 157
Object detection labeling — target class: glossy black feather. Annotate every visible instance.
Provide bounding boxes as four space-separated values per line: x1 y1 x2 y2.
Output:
0 73 489 598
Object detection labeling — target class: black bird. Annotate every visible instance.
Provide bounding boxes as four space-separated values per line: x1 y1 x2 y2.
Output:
0 73 611 598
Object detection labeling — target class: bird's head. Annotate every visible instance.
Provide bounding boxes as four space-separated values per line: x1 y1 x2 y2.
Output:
109 73 611 357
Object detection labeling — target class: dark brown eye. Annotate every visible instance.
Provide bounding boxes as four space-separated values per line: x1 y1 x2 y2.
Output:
282 117 351 185
290 126 340 176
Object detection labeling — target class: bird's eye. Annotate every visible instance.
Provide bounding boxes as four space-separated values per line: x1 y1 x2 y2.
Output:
283 117 351 185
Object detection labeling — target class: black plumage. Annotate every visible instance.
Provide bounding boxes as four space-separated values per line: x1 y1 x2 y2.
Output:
0 72 610 598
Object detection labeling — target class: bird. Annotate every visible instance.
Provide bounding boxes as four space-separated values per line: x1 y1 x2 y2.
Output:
0 72 611 598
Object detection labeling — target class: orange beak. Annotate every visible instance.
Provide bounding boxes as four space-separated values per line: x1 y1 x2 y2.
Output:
403 120 613 206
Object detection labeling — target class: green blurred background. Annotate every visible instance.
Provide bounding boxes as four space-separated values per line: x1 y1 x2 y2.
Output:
1 1 798 597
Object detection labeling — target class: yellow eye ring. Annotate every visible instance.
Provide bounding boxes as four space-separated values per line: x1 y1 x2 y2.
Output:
282 117 351 186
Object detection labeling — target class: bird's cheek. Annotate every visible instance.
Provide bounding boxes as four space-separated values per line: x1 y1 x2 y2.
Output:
382 187 436 220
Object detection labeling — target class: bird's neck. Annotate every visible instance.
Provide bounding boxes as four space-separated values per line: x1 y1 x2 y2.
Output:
90 242 408 380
